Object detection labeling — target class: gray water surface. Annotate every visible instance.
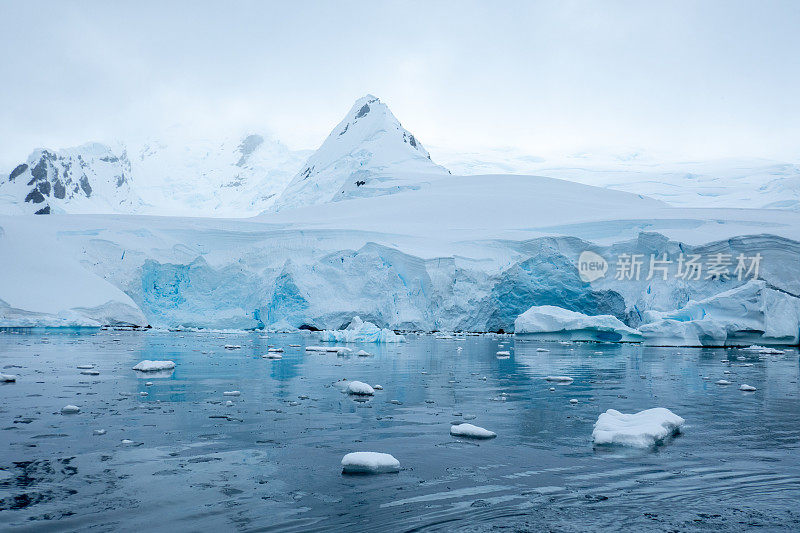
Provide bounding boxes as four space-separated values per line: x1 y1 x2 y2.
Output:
1 331 799 531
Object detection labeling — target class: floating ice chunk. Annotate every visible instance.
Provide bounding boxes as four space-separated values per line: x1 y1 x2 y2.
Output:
536 348 550 352
515 305 642 343
496 351 510 356
132 360 176 372
268 347 284 353
1 373 17 382
225 400 234 406
545 376 574 384
373 384 383 390
93 429 106 436
716 379 731 385
80 370 100 375
356 350 373 357
121 439 134 445
739 384 757 391
450 423 496 439
61 405 80 414
742 345 784 354
264 353 283 359
305 346 327 352
592 408 685 447
321 316 405 343
76 364 95 369
224 344 242 350
223 391 241 396
347 381 375 395
341 452 400 474
569 399 578 404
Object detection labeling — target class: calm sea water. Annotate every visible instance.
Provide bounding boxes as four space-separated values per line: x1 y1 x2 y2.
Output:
1 331 799 532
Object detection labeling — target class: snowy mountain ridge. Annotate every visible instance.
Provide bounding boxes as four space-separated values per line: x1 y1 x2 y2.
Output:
271 94 450 211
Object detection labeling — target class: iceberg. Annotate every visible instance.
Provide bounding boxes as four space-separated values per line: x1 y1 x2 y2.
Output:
450 423 497 439
347 381 375 396
320 316 405 343
341 452 400 474
132 360 176 372
640 281 800 347
514 305 642 342
592 408 685 448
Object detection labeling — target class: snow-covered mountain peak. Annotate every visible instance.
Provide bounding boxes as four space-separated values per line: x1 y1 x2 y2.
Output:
272 95 449 211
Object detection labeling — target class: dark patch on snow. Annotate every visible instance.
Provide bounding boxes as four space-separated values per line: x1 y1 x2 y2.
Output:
299 324 320 331
53 179 66 199
236 134 264 167
339 124 349 136
38 181 51 196
300 166 314 181
24 189 45 204
99 155 119 163
354 104 370 120
34 205 50 215
79 175 92 197
355 180 365 187
8 164 27 181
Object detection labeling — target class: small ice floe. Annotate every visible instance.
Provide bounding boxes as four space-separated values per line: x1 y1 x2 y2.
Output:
569 399 578 404
145 382 153 386
80 370 100 376
224 344 242 350
1 373 17 382
268 347 284 353
132 360 176 372
121 439 135 445
496 351 511 356
139 391 148 396
592 407 685 448
742 345 784 354
373 384 383 390
93 429 106 436
263 353 283 360
225 400 234 407
390 399 402 405
536 348 550 352
61 405 80 414
347 381 375 396
549 387 555 392
223 391 241 396
356 350 373 357
327 347 353 354
305 346 327 352
289 344 301 347
450 423 497 439
341 452 400 474
545 376 574 384
76 364 95 370
739 384 757 391
716 379 732 385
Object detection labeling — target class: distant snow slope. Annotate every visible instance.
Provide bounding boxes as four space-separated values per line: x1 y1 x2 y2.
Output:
435 147 800 211
0 143 142 215
129 131 309 216
272 95 449 211
0 132 309 217
3 172 800 332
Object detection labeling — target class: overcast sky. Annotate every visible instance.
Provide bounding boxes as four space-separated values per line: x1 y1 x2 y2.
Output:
1 0 799 169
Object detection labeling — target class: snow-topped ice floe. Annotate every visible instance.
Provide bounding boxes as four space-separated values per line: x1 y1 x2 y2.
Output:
1 373 17 382
320 316 405 343
514 305 642 343
341 452 400 474
640 281 800 347
742 345 784 354
592 408 685 448
450 423 496 439
545 376 574 384
132 360 176 372
61 405 81 414
347 381 375 395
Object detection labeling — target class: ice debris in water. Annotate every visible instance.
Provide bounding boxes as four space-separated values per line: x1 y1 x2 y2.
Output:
536 348 550 352
320 316 405 343
450 423 497 439
347 381 375 395
61 405 80 414
223 391 241 396
93 429 106 436
341 452 400 474
496 350 510 356
268 347 284 353
1 373 17 382
264 353 283 359
716 379 732 385
592 408 685 448
224 344 242 350
740 384 757 391
132 360 176 372
569 399 578 404
545 376 574 384
742 345 784 354
356 350 373 357
76 364 95 369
